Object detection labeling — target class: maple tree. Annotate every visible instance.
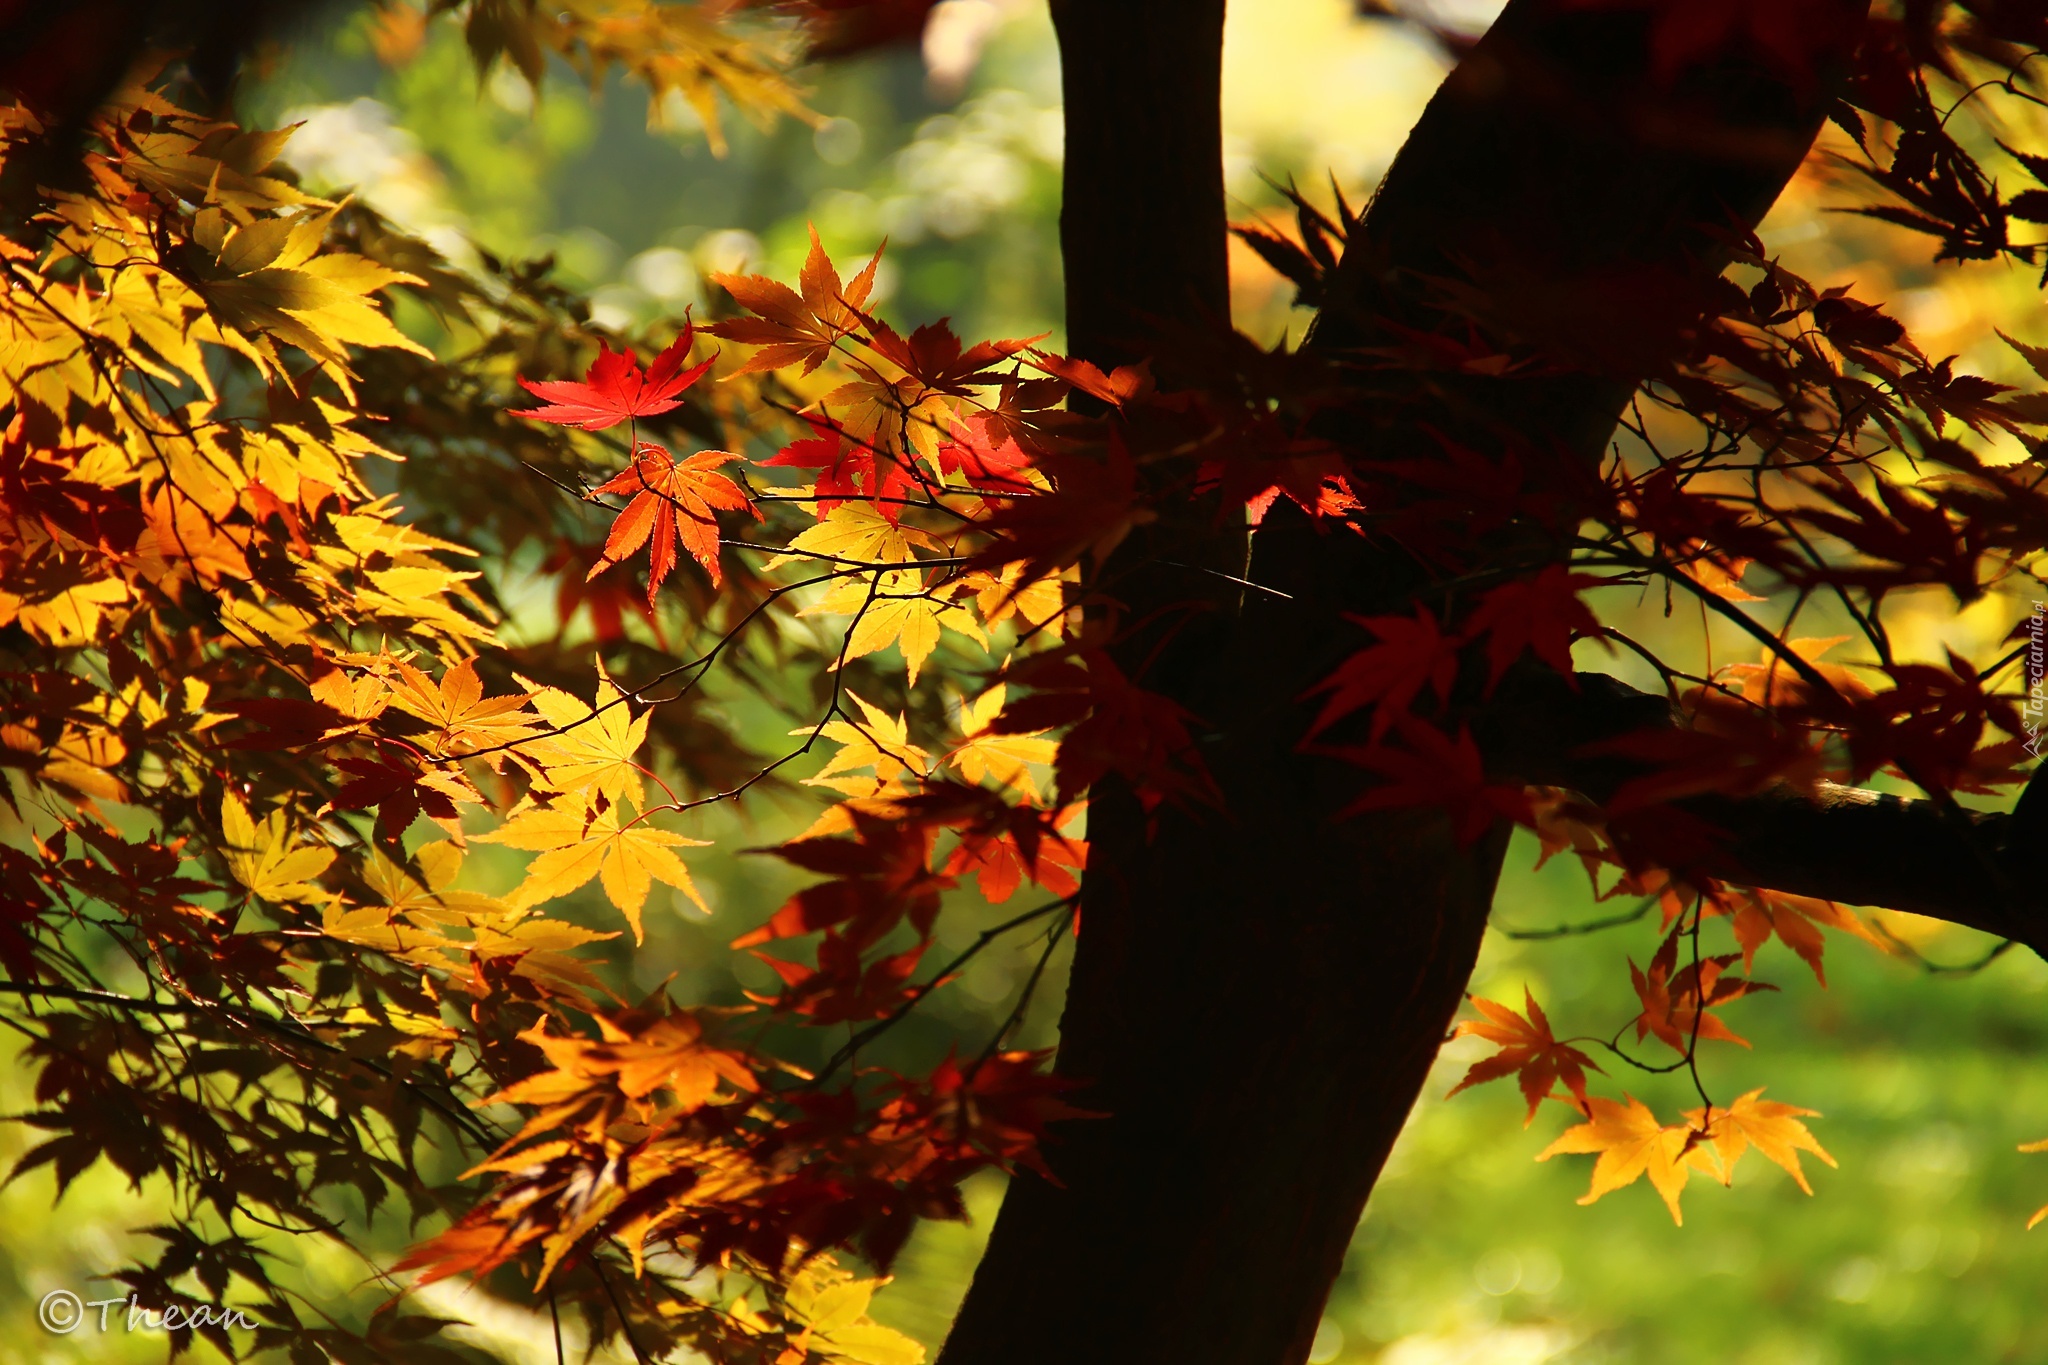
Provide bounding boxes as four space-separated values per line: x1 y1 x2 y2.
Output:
10 1 2048 1364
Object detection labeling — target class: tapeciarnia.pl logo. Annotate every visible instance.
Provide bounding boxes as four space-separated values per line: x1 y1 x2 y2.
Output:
2027 601 2046 759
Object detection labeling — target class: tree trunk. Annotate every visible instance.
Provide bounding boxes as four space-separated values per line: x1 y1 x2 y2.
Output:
945 7 1511 1364
942 4 1864 1364
940 741 1510 1365
1045 0 1229 374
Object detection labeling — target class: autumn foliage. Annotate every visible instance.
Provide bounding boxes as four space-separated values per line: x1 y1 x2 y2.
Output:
11 1 2048 1361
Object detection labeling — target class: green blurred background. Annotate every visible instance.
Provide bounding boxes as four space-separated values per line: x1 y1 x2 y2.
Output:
11 2 2048 1361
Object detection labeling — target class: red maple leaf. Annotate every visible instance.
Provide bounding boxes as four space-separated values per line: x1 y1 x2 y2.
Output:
967 436 1154 585
512 325 714 431
1303 607 1463 740
1243 472 1359 526
1464 565 1609 688
539 539 665 645
214 697 352 750
793 0 940 60
878 1049 1096 1180
0 844 54 981
762 415 924 522
858 315 1043 396
1023 348 1155 408
1448 989 1602 1125
1840 652 2025 790
937 412 1036 496
944 812 1086 903
588 442 758 598
872 781 1087 902
738 810 955 952
990 650 1218 812
1330 720 1531 844
748 939 929 1025
328 752 476 843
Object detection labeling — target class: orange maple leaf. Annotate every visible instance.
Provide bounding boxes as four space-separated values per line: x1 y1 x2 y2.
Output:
705 225 880 375
1684 1088 1836 1193
1716 884 1885 984
1447 989 1601 1125
588 442 757 598
1537 1094 1714 1225
1630 927 1774 1053
385 656 541 760
1710 635 1876 712
393 1219 547 1287
2021 1137 2048 1229
1023 347 1154 408
1675 538 1765 601
494 1013 760 1112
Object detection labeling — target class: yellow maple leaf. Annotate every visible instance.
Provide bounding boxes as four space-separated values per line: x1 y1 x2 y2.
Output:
185 203 429 397
821 570 985 685
769 502 936 572
799 692 932 794
1537 1094 1712 1225
329 509 478 563
948 684 1056 802
221 792 335 902
318 998 460 1063
963 562 1070 638
519 669 652 804
109 98 310 213
321 899 464 968
779 1262 926 1365
819 371 954 470
471 916 618 996
1683 1089 1836 1194
776 504 978 684
479 799 708 943
386 656 541 760
359 840 511 927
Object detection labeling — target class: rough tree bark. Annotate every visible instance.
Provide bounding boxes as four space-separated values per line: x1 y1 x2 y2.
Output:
941 5 1888 1365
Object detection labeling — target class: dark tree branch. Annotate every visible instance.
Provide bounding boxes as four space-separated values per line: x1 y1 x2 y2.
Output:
1316 0 1866 355
1481 665 2048 955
